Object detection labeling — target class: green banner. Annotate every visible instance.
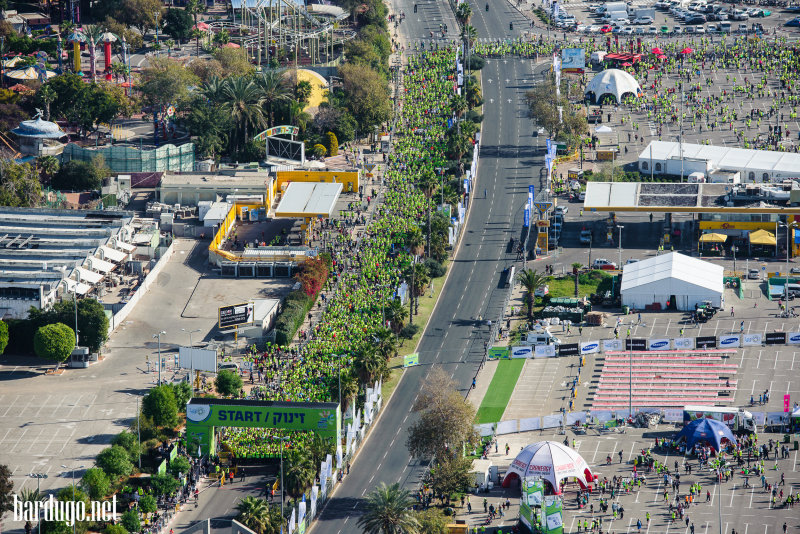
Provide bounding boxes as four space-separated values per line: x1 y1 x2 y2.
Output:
543 495 564 534
488 346 510 360
157 459 167 475
185 399 340 457
520 478 544 531
403 353 419 367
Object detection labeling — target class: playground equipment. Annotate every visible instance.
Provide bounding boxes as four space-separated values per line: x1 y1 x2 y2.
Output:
223 0 357 67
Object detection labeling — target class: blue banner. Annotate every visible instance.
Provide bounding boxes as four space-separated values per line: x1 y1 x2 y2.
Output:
463 178 470 194
524 207 531 227
546 139 552 152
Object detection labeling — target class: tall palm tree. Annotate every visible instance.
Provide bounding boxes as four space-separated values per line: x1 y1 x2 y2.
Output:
385 299 408 333
455 2 472 25
235 496 269 534
200 76 226 104
374 326 399 360
416 170 439 257
571 262 583 297
405 226 425 256
284 449 316 500
36 155 59 181
354 345 388 383
221 77 266 155
451 94 468 118
254 69 292 127
516 268 547 319
357 482 419 534
37 85 56 121
464 78 483 109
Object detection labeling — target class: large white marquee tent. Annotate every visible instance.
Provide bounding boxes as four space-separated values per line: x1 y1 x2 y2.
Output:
503 441 596 493
621 252 724 311
584 69 642 104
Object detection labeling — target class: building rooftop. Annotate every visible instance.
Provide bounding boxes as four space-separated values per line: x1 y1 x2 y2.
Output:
275 182 342 218
161 171 272 188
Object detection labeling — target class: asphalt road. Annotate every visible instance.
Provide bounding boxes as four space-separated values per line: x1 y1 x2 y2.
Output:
311 2 545 533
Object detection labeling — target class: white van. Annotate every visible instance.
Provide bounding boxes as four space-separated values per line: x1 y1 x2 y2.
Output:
523 331 562 346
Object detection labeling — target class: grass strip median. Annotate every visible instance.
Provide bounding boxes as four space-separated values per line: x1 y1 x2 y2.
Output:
475 359 525 424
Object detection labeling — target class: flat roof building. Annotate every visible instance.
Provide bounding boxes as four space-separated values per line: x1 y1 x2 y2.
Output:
159 170 274 207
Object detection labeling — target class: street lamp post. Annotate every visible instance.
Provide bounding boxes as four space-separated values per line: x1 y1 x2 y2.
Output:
71 287 79 346
154 11 161 47
28 473 47 534
60 465 84 534
731 245 738 275
617 225 625 268
153 331 166 386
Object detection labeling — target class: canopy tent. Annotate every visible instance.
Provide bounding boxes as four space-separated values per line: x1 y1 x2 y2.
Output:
699 233 727 243
502 441 596 494
675 418 735 452
594 125 613 133
5 67 56 80
749 229 776 246
621 252 724 310
585 69 642 104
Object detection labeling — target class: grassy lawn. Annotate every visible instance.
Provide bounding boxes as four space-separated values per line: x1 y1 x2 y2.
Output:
475 359 525 424
545 270 612 299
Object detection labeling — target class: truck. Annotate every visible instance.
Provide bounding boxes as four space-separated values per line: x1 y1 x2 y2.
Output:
682 405 756 434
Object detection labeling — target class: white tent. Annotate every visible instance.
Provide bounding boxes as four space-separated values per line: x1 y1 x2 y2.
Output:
585 69 641 104
503 441 596 494
621 252 723 311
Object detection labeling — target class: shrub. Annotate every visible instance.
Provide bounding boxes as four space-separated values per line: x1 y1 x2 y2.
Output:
274 290 313 346
142 385 178 428
105 525 128 534
424 258 446 278
464 110 484 124
96 445 133 478
120 510 140 533
215 369 243 397
169 456 191 479
326 131 339 156
111 431 140 463
313 144 327 158
33 323 75 367
81 468 111 500
400 323 420 339
466 56 485 70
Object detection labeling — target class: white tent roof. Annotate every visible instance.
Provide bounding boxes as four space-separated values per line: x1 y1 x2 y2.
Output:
75 267 103 284
64 278 91 295
87 257 115 273
585 69 641 102
621 252 723 294
638 140 800 176
505 441 595 493
99 245 126 263
116 241 136 253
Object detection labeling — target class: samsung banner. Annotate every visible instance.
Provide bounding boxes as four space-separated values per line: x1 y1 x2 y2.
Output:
603 339 624 352
535 344 557 358
580 341 600 355
673 337 694 350
511 345 534 359
787 332 800 345
742 333 763 346
719 334 740 348
648 338 670 351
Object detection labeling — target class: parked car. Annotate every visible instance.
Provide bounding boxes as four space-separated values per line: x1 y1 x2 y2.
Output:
785 16 800 26
707 23 719 32
660 25 671 33
580 230 592 244
738 23 749 32
633 16 654 24
621 26 634 34
600 24 614 32
218 362 240 372
686 14 707 23
731 9 748 20
673 25 683 33
555 205 568 215
592 258 618 270
748 269 760 280
695 25 706 33
625 258 640 265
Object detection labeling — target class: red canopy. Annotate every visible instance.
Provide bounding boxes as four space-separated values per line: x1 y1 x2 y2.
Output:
223 42 240 48
651 47 663 54
621 62 633 66
681 47 694 54
193 22 210 31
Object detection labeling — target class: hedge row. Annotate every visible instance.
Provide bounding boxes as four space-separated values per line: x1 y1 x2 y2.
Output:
274 290 315 346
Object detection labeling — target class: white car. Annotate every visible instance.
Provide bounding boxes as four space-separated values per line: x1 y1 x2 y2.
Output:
647 25 658 33
621 26 634 34
576 24 588 32
588 24 602 32
555 205 569 215
633 16 654 24
592 258 618 269
634 26 647 34
695 25 706 33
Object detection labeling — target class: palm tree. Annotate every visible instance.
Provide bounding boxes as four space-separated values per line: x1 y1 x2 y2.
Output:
37 85 56 121
357 482 419 534
374 326 399 360
455 2 472 25
283 449 315 500
236 496 269 534
516 268 547 319
165 39 175 57
307 433 334 468
254 69 292 127
465 78 483 109
451 94 468 118
446 127 473 161
354 345 388 383
82 25 104 81
221 76 266 155
385 299 408 334
37 155 59 182
19 488 46 505
200 76 226 104
571 262 583 297
416 170 439 258
405 227 425 256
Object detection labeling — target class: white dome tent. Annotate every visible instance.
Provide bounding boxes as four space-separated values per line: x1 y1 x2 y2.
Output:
503 441 596 494
585 69 642 104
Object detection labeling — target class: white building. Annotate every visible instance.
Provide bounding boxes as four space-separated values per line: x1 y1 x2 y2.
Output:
639 140 800 182
621 252 724 311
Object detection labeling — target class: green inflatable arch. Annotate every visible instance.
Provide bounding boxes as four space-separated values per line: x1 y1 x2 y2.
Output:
185 398 341 457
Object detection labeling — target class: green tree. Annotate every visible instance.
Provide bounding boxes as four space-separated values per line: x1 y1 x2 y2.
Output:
139 57 199 109
34 323 75 370
120 509 140 533
169 456 191 478
111 431 140 464
38 85 56 121
182 95 230 160
221 76 265 156
353 345 388 383
326 131 339 156
357 482 419 534
338 62 391 132
415 508 448 534
81 468 111 500
163 8 193 43
142 385 178 428
283 448 315 499
138 494 157 515
213 48 255 77
516 268 547 319
150 473 179 497
169 382 192 411
428 454 473 503
96 445 134 478
295 80 312 105
37 155 60 181
0 464 12 516
52 161 102 191
406 368 478 459
29 298 110 353
254 69 291 128
18 487 46 504
122 0 164 35
105 525 128 534
214 369 243 397
526 75 587 144
455 2 472 25
0 321 8 355
0 161 42 207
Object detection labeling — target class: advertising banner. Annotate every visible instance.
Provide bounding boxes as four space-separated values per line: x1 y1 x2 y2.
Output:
766 332 786 345
488 346 510 359
742 334 763 346
719 334 740 348
519 417 541 432
520 478 545 530
590 410 613 423
543 495 564 534
784 394 791 412
511 345 534 359
541 414 563 429
766 412 789 426
751 411 766 426
788 332 800 345
561 48 585 72
648 338 670 351
535 345 557 358
625 338 647 351
565 412 587 425
673 337 694 350
179 346 217 373
218 302 254 329
580 341 600 355
663 408 684 423
497 420 518 435
696 336 718 349
524 207 531 227
603 339 623 352
402 353 419 367
558 343 579 357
